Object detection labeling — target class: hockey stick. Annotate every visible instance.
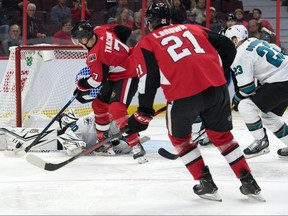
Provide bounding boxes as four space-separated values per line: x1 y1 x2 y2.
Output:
21 94 78 153
26 128 129 171
26 106 167 171
158 105 236 160
158 128 206 160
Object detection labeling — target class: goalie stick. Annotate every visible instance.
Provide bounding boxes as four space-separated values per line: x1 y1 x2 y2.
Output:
26 106 167 171
158 105 236 160
20 94 78 153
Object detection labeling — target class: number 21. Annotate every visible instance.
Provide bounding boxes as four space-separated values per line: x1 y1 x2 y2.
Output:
161 30 205 62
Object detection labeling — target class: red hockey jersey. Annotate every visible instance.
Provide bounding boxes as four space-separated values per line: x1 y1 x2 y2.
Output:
86 25 137 83
132 24 227 102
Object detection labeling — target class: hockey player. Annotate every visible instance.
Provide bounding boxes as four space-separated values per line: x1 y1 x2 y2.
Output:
225 25 288 159
2 110 133 157
70 21 148 164
57 109 133 155
125 3 263 201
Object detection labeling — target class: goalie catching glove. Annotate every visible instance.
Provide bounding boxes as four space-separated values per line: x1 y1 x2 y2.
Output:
125 108 154 134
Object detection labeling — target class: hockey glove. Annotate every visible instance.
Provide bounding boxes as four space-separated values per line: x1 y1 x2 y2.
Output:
126 110 153 135
232 91 247 112
73 88 94 104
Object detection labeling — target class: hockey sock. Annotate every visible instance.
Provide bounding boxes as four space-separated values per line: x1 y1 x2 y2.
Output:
169 133 205 180
218 139 251 178
93 98 110 142
125 133 140 147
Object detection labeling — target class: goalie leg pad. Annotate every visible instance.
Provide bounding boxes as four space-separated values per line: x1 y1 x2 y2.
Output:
3 127 58 156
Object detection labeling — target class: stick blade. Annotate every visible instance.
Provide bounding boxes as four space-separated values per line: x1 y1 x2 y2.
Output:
158 148 179 160
140 136 151 144
26 154 47 170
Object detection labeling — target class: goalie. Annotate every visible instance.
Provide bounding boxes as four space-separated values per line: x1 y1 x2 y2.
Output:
57 109 133 156
1 110 133 157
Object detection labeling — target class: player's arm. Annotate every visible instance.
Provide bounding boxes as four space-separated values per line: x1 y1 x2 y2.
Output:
203 29 236 73
112 25 132 44
231 56 256 111
137 48 160 115
126 46 160 134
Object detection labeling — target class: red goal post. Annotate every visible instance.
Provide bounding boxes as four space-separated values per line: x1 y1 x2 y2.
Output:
0 45 93 127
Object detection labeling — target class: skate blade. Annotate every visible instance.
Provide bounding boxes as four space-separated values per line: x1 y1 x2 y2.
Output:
136 156 149 164
245 148 270 159
199 192 222 202
278 155 288 160
246 193 266 202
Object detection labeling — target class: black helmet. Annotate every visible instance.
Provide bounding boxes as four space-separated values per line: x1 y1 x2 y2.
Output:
145 2 170 29
226 13 236 22
71 20 93 41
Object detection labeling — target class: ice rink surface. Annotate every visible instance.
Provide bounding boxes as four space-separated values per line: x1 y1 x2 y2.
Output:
1 111 288 215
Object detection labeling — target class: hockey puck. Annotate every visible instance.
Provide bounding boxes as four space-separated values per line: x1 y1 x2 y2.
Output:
15 142 23 148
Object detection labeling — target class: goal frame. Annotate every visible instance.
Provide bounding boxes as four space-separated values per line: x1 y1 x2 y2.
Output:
14 45 85 127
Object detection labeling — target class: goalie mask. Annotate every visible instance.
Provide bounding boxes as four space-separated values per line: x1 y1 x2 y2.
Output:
71 20 94 45
225 25 248 44
145 2 170 30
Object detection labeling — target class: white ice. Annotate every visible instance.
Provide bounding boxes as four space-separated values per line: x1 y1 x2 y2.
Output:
1 111 288 215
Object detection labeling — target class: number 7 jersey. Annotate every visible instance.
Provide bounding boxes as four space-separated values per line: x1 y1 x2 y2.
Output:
86 25 137 83
132 24 227 102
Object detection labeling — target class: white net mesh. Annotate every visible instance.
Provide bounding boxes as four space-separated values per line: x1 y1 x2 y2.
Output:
0 45 94 127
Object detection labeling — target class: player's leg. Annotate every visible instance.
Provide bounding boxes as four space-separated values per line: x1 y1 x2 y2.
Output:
238 98 269 158
109 77 147 163
202 85 262 198
244 82 288 158
260 93 288 160
92 83 115 155
167 94 221 201
261 112 288 159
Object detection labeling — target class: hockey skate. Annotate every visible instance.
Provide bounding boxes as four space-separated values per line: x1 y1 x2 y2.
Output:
277 147 288 159
194 132 212 146
240 170 265 202
93 143 116 156
113 140 132 154
197 136 212 146
93 131 116 156
193 166 222 202
133 142 148 164
243 129 270 159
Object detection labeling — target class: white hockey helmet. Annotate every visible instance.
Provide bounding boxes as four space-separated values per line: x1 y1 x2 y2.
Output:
225 25 248 42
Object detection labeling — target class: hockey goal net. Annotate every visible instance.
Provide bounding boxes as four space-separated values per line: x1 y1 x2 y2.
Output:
0 45 93 127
